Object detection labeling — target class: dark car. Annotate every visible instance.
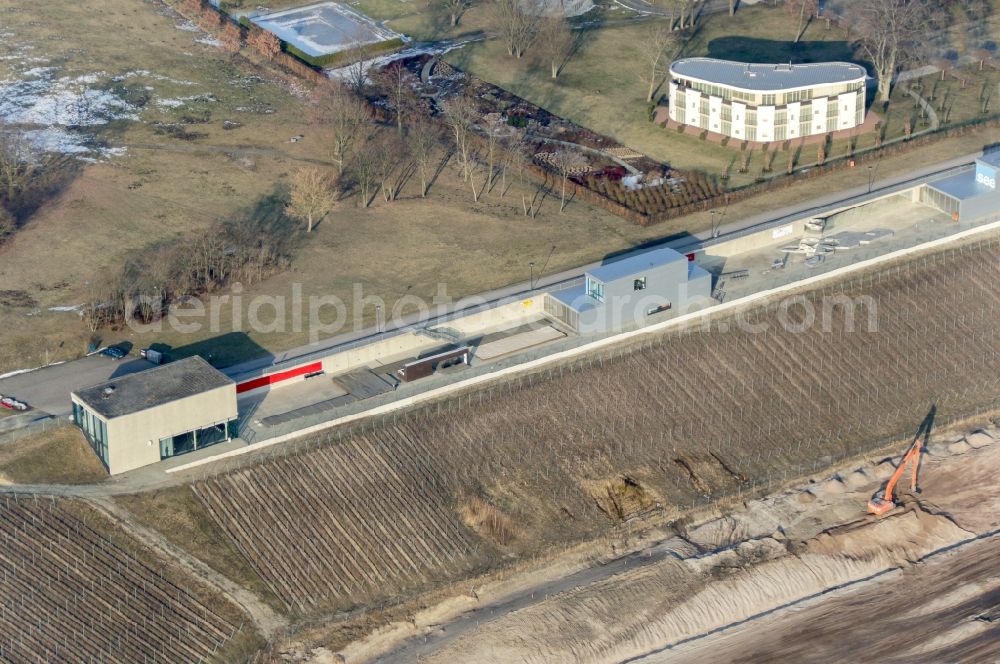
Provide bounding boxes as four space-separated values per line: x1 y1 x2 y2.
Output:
100 346 127 360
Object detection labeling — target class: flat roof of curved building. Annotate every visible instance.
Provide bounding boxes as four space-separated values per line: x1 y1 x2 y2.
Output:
670 58 867 92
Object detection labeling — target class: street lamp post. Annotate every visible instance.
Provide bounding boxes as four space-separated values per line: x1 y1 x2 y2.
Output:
529 261 535 290
867 165 874 194
375 304 383 334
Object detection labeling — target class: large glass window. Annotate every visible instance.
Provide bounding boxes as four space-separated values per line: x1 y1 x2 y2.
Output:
586 277 605 302
761 94 776 105
159 419 236 460
74 403 108 470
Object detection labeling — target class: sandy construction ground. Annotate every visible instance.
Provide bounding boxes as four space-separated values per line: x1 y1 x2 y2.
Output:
362 424 1000 663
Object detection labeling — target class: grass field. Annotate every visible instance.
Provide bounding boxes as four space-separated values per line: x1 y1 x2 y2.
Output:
0 426 107 484
445 4 1000 185
190 234 1000 616
0 0 666 373
2 0 998 376
445 5 859 185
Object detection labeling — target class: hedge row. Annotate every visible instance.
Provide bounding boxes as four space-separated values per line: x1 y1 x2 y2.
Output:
285 38 406 68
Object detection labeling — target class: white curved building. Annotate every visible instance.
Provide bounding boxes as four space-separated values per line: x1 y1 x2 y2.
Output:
667 58 868 142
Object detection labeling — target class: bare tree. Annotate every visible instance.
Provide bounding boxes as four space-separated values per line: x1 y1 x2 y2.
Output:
640 23 678 103
286 167 336 232
442 91 478 182
786 0 817 43
313 85 371 174
434 0 472 26
852 0 928 104
373 62 418 133
0 205 14 242
484 116 504 192
349 140 381 208
661 0 695 29
406 119 443 197
377 135 411 202
537 16 575 79
487 0 537 59
550 150 588 212
500 131 526 198
0 131 36 206
343 35 377 95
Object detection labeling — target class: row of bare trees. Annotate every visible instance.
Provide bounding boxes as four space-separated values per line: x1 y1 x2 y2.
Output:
0 130 77 245
480 1 577 79
85 196 296 330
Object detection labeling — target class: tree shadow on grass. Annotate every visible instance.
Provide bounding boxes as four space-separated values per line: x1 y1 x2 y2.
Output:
150 332 273 370
707 37 860 67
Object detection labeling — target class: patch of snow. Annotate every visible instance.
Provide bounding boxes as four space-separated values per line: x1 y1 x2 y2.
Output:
48 305 82 312
22 66 56 78
196 35 223 47
0 361 66 381
522 0 595 16
176 20 201 32
0 68 138 127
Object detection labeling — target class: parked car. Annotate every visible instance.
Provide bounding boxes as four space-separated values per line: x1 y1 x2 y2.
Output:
100 346 127 360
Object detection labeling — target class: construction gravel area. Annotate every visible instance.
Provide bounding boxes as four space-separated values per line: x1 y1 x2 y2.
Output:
370 425 1000 664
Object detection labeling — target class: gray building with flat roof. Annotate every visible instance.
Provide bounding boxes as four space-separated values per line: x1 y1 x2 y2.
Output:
544 247 712 334
920 152 1000 222
71 356 238 474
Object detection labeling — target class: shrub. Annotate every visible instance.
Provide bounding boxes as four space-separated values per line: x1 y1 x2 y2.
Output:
248 27 280 60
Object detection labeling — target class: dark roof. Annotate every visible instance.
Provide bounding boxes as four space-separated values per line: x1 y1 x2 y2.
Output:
588 246 685 283
73 356 234 419
670 58 866 92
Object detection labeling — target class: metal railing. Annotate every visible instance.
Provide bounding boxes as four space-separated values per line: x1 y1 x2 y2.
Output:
0 417 67 447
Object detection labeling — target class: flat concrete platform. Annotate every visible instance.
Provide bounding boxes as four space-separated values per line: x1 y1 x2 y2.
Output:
0 355 155 419
333 368 396 400
251 368 395 428
474 325 565 361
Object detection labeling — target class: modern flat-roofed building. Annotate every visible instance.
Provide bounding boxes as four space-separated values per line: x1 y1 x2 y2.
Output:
71 356 238 475
668 58 867 142
919 152 1000 222
544 246 712 334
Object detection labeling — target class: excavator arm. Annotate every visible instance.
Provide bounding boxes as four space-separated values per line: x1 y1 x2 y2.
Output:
867 407 934 516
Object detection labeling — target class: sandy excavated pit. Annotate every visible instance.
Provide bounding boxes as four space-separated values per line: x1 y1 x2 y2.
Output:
363 427 1000 664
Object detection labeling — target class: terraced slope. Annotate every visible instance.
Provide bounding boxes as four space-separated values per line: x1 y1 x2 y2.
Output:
0 496 240 663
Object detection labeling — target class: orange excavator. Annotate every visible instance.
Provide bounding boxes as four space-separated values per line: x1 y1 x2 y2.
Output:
867 406 936 517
